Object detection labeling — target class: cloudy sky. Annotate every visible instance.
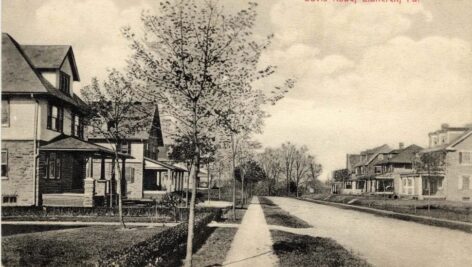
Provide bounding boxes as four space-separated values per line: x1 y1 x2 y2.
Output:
3 0 472 179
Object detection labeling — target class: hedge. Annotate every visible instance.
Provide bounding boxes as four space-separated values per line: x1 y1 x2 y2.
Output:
98 210 222 267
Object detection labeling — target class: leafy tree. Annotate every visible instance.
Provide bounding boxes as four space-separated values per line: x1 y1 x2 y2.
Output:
122 1 293 265
81 69 149 228
281 142 297 195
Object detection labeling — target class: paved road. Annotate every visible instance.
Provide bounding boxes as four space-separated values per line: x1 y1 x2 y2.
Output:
223 197 278 267
269 197 472 267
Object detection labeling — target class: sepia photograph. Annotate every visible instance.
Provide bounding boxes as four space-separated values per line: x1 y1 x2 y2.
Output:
1 0 471 266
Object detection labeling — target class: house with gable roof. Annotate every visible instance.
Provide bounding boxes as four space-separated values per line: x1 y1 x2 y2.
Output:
351 144 392 193
402 124 472 201
1 33 130 207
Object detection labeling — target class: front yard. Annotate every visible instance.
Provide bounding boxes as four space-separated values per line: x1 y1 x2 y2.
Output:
303 194 472 223
2 225 167 266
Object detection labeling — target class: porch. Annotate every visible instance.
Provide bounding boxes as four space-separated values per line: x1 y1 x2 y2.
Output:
39 136 132 207
142 157 186 199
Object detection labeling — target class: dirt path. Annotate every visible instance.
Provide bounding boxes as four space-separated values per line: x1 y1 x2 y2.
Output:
270 197 472 267
223 197 278 267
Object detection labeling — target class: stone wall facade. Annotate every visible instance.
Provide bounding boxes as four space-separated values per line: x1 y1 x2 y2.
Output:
1 140 36 206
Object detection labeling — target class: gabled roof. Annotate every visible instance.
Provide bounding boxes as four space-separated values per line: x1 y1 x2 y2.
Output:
354 144 391 167
2 33 85 112
22 45 80 81
39 135 132 158
144 157 186 171
421 129 472 153
376 144 423 165
87 102 164 144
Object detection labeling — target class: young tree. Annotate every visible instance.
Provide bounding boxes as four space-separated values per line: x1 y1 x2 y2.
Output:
123 1 293 266
81 69 149 228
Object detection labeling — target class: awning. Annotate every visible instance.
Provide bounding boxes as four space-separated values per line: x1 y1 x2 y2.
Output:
39 135 132 158
144 157 186 171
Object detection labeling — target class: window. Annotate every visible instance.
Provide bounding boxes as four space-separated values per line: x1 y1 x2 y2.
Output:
378 154 384 160
47 104 63 132
459 175 471 190
125 167 135 183
117 141 131 155
2 196 16 204
375 166 382 174
2 99 9 127
59 72 70 93
459 152 472 165
432 136 438 146
71 114 83 138
45 152 61 179
1 150 8 178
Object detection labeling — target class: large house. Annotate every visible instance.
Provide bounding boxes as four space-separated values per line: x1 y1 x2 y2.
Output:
1 33 128 207
401 124 472 201
333 124 472 202
87 103 187 201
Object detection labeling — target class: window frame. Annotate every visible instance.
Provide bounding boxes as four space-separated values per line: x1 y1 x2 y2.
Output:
45 152 62 180
2 99 10 127
117 141 131 155
59 71 70 94
47 104 63 132
1 150 8 179
459 151 472 165
460 175 471 191
71 113 84 139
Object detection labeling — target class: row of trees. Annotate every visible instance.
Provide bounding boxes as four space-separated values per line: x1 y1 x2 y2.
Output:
81 1 294 266
257 142 323 197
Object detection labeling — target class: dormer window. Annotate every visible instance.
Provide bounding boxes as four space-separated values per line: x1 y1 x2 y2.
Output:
59 72 70 94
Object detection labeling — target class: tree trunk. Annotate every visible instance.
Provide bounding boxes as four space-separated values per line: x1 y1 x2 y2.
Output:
231 134 236 220
240 168 245 208
207 162 211 204
114 154 126 229
184 155 199 267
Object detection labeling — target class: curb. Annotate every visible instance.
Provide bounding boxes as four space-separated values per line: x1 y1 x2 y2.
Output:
298 197 472 234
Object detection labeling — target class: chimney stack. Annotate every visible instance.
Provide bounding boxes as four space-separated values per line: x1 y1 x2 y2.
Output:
441 123 449 129
399 142 404 149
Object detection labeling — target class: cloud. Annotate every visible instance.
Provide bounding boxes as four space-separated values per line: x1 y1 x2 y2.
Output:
270 0 432 52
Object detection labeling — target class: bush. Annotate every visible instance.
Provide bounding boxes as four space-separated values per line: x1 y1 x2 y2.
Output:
98 210 222 267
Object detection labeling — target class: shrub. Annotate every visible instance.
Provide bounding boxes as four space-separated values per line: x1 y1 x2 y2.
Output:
98 210 221 267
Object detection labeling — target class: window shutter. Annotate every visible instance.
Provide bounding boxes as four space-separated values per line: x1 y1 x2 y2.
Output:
71 114 75 136
459 152 462 164
458 176 463 190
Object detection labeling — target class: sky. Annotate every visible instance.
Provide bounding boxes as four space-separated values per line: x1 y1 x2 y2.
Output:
3 0 472 179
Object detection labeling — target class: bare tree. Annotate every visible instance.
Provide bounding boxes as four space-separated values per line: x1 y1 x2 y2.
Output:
81 69 149 228
293 145 310 197
281 142 297 195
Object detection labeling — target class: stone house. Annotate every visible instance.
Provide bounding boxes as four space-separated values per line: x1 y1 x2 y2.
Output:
1 33 125 207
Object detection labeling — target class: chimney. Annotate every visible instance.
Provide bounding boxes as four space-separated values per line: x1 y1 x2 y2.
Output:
441 123 449 130
399 142 404 149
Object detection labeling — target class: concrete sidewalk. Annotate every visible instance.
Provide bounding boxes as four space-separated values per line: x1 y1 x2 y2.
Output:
223 197 278 267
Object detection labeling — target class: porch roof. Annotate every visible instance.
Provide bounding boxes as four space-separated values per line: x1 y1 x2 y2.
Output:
144 157 186 172
39 135 132 158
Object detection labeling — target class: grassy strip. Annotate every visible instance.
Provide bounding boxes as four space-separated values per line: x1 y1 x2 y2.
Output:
301 197 472 233
1 224 87 237
259 197 311 228
1 225 167 266
2 216 173 223
304 194 472 223
191 227 238 267
271 230 371 267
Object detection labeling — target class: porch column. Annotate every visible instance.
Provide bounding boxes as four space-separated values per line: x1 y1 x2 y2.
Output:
167 169 172 192
100 157 105 180
87 156 94 178
121 158 126 197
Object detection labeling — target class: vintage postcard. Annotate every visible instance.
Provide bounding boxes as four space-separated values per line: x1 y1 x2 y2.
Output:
1 0 471 266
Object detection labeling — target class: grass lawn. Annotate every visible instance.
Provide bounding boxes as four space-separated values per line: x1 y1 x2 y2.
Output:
271 230 371 267
2 225 167 266
2 215 174 223
1 224 86 237
303 194 472 223
190 227 238 267
259 197 311 228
